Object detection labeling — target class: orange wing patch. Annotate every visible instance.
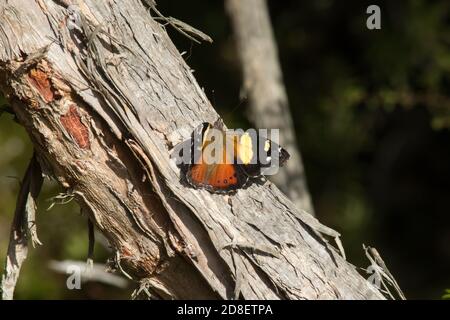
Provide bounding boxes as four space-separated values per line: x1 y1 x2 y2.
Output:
188 163 239 190
207 164 238 189
184 122 253 193
189 163 208 185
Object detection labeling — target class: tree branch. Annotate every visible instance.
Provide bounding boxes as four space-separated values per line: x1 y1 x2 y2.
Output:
0 0 385 299
226 0 314 214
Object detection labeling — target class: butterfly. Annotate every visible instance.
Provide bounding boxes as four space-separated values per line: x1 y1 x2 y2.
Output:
173 119 290 194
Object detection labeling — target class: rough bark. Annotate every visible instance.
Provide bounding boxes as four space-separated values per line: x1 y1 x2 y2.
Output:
0 0 385 299
226 0 314 214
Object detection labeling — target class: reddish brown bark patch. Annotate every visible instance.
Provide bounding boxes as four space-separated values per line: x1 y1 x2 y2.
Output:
27 68 54 103
60 105 91 149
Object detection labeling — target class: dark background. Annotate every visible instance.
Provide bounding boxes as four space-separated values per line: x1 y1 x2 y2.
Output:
1 0 449 299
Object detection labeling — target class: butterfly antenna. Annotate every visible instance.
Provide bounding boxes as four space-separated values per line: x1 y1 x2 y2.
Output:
221 96 247 123
211 89 216 107
210 90 223 126
210 91 246 126
231 97 246 115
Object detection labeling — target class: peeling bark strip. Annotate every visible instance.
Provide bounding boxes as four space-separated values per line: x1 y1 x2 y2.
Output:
60 105 91 149
1 154 43 300
0 0 390 299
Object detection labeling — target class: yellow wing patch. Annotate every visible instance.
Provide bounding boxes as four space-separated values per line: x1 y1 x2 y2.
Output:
238 133 254 165
264 140 271 152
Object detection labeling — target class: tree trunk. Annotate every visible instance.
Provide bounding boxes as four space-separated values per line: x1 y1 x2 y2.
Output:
0 0 384 299
226 0 314 214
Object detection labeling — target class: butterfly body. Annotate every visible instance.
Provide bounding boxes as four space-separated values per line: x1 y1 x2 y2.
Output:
175 119 290 194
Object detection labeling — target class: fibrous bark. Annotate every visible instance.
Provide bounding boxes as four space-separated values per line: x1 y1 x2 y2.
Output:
0 0 385 299
226 0 314 214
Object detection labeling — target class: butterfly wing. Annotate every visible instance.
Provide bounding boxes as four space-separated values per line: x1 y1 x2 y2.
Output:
187 162 248 193
234 133 291 177
183 121 291 193
186 125 249 193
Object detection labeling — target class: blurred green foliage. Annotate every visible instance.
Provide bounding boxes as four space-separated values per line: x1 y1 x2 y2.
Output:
1 0 450 299
443 289 450 299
